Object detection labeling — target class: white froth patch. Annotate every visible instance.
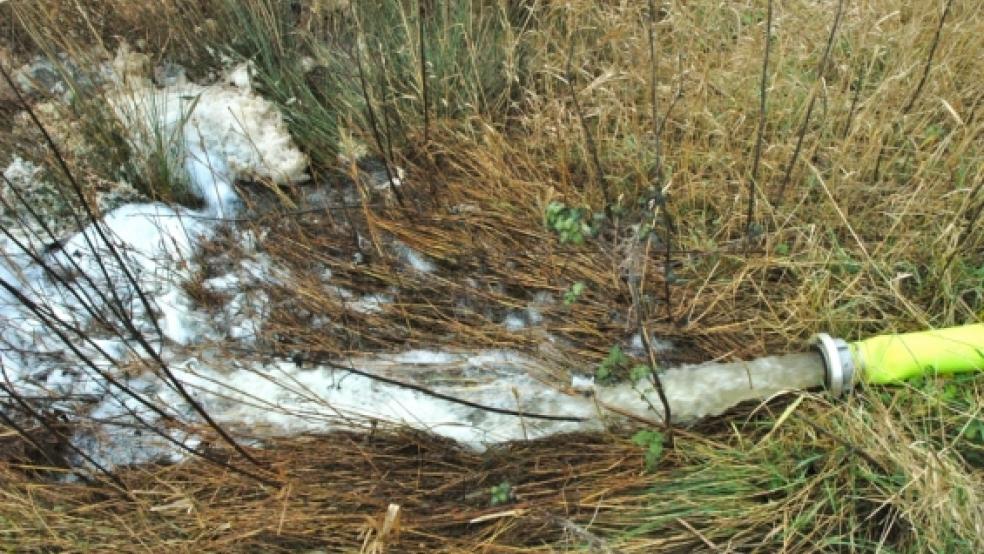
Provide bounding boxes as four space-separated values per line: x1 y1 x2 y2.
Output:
503 313 526 331
571 374 595 391
345 292 393 315
48 203 212 346
108 60 308 216
394 240 436 273
391 350 460 365
629 333 675 354
226 62 256 90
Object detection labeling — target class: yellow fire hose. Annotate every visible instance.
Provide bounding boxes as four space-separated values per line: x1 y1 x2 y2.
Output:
814 324 984 394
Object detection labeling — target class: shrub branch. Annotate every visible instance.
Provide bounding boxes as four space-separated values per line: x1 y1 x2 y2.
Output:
745 0 773 243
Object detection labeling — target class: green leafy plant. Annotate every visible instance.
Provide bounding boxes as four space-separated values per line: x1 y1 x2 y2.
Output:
563 281 586 306
545 201 593 244
595 345 629 382
630 364 652 382
490 481 512 506
631 428 665 471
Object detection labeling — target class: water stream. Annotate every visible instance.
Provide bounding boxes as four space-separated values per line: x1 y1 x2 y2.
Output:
594 351 827 422
314 349 830 447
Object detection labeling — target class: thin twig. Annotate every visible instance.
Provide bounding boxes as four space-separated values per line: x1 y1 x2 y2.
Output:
647 0 675 320
939 178 984 277
647 0 663 189
0 376 131 495
656 53 685 140
632 9 675 432
872 0 954 185
349 3 406 209
0 275 279 486
566 41 613 218
628 279 673 444
418 0 430 145
842 63 866 139
373 48 402 195
901 0 954 116
745 0 773 243
772 0 843 209
641 327 673 444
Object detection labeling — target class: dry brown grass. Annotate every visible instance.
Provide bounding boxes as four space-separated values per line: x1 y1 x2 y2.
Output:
1 392 981 552
1 0 983 551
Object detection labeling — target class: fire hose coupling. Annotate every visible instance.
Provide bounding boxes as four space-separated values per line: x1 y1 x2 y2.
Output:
812 333 856 396
813 324 984 395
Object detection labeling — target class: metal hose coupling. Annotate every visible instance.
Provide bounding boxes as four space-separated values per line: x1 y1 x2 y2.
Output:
812 333 856 396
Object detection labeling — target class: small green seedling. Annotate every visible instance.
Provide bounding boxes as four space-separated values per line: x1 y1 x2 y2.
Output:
490 481 512 506
563 281 586 306
595 345 628 382
631 428 665 471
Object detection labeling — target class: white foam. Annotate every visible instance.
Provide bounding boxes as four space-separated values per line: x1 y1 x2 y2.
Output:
504 313 526 331
394 241 436 273
391 350 461 365
629 333 675 354
226 62 255 90
109 72 308 216
571 374 595 391
347 293 392 314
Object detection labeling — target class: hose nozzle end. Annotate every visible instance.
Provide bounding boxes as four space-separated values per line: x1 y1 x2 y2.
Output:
812 333 856 395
